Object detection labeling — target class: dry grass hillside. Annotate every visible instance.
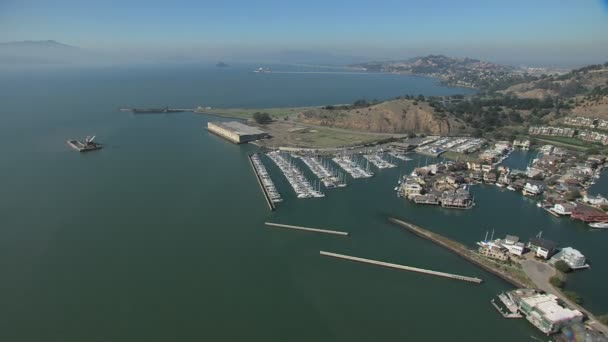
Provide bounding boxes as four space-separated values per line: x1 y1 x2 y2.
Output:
504 67 608 99
296 99 468 135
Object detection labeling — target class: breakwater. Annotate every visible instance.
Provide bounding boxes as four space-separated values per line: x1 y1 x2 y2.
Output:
388 218 531 288
320 251 482 283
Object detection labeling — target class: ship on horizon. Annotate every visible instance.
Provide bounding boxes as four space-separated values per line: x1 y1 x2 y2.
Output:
253 67 272 73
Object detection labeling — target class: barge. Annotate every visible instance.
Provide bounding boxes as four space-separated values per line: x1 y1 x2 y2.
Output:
67 136 102 152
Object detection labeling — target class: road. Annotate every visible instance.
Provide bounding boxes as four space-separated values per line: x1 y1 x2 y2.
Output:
521 259 608 336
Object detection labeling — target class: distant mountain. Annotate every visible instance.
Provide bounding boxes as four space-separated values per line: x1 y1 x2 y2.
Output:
351 55 531 90
0 40 90 65
0 40 77 49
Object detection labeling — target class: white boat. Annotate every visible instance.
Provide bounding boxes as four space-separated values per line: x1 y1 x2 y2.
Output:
506 185 516 191
589 222 608 229
394 186 399 191
536 202 542 208
495 183 504 188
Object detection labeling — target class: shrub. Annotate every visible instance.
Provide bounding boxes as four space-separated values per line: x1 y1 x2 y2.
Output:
564 291 584 304
549 275 565 288
252 112 272 124
554 260 571 273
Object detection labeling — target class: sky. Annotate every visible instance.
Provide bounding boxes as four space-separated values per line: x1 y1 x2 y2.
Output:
1 0 608 66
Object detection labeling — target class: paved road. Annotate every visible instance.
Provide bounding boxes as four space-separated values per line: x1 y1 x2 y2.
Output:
521 260 608 336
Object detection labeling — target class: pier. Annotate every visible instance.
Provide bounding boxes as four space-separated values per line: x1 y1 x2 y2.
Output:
248 153 281 211
388 218 531 288
265 222 349 236
320 251 482 283
292 154 347 188
267 151 324 198
332 155 374 179
364 153 396 169
491 299 522 318
387 151 413 161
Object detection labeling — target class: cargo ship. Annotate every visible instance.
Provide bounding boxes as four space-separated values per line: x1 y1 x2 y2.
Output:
67 136 102 152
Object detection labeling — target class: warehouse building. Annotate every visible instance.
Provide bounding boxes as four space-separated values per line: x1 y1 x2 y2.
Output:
207 121 269 144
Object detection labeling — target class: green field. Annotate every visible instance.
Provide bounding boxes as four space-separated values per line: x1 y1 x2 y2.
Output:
532 136 590 151
195 106 316 120
441 150 480 162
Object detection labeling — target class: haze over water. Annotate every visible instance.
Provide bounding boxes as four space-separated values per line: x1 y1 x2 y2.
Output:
0 64 606 341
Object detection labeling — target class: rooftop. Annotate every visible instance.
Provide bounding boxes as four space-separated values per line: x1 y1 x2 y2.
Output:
529 237 557 250
210 121 266 136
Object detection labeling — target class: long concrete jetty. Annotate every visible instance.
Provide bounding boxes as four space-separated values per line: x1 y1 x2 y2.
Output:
388 217 530 288
248 154 276 211
265 222 349 236
320 251 482 283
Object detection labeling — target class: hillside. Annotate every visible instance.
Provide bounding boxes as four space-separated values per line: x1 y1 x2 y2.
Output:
351 55 531 90
296 98 468 135
505 63 608 99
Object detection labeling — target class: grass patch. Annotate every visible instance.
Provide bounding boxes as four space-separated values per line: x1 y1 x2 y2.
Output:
195 106 315 120
441 150 480 162
532 136 589 151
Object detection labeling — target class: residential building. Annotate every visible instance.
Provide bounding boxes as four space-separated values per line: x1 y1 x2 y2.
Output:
528 237 557 259
550 247 589 270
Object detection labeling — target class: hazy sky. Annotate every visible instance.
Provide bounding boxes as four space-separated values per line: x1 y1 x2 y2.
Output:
1 0 608 65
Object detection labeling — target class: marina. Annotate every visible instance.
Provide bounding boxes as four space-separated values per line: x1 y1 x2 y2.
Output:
265 222 349 236
266 151 325 198
387 151 413 161
363 153 397 169
320 251 483 283
292 154 347 188
248 153 282 210
331 154 374 179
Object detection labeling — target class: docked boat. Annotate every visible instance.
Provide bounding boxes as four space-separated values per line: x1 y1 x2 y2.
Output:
506 185 516 191
67 136 102 152
496 183 504 188
589 222 608 229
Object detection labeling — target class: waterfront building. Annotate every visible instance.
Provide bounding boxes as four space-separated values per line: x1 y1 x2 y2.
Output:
550 247 589 270
513 139 531 149
440 188 474 209
523 180 546 196
571 203 608 222
207 121 269 144
500 235 525 256
478 243 509 261
551 203 576 216
528 237 557 259
583 194 608 206
518 293 583 334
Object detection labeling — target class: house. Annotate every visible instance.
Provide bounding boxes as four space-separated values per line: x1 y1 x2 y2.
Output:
551 203 576 216
523 180 545 196
550 247 589 270
500 235 525 256
583 194 608 206
478 243 510 261
518 293 583 334
528 237 557 259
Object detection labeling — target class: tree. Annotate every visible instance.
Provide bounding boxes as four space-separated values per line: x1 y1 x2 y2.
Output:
565 189 581 201
554 260 571 273
252 112 272 124
549 275 565 288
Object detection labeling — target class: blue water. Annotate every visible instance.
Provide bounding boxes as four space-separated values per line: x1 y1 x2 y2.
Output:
0 64 605 341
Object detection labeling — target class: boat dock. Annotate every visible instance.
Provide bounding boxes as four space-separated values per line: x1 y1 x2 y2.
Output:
364 153 396 169
267 151 324 199
332 155 374 179
320 251 482 283
491 298 522 318
248 153 281 211
387 151 413 161
292 154 347 189
265 222 349 236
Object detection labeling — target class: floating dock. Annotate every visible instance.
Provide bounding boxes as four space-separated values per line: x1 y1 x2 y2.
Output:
248 153 278 211
320 251 482 283
265 222 349 236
